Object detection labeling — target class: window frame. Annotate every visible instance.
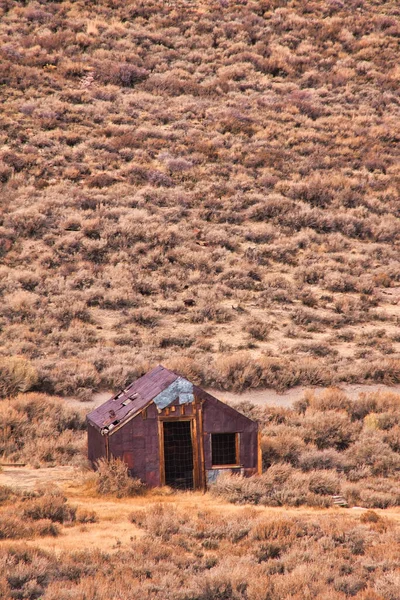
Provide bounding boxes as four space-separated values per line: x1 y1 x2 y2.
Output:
211 432 240 468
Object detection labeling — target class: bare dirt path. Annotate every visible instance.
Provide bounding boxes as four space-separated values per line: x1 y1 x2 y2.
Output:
0 465 77 490
66 383 400 412
212 383 400 408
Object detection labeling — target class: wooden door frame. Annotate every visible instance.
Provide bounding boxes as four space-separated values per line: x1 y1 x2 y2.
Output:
158 416 203 490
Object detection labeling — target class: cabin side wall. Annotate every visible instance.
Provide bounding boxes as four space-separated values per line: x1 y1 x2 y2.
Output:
108 403 161 487
87 422 106 466
196 390 259 484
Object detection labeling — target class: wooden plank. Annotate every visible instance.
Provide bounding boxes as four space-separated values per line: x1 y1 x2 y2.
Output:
158 419 165 486
197 401 206 491
191 414 199 491
257 429 262 475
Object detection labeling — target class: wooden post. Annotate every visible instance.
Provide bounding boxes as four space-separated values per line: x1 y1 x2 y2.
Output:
158 419 165 486
235 432 240 466
191 403 200 490
197 401 206 491
105 433 110 461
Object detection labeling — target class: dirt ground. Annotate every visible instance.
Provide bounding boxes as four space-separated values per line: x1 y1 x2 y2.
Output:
0 465 77 491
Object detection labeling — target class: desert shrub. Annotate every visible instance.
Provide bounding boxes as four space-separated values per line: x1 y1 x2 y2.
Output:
308 470 341 496
364 412 398 431
0 513 59 539
333 574 366 596
75 508 98 523
212 354 265 392
308 388 352 412
361 360 400 385
130 504 184 539
190 304 232 324
244 319 270 341
164 357 204 385
130 309 160 328
349 394 380 421
95 457 144 498
210 467 334 508
0 393 85 465
0 488 76 539
384 425 400 452
158 335 194 349
0 357 38 398
374 573 400 600
303 410 359 450
344 432 400 477
23 490 76 523
298 448 344 472
0 485 15 504
360 510 382 525
42 359 100 397
289 177 333 208
261 432 306 468
87 173 117 188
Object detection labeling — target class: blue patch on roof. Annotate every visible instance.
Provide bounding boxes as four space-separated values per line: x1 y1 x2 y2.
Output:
153 377 194 409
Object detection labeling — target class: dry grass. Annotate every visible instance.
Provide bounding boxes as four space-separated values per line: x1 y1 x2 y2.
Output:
1 483 400 600
0 485 96 542
0 0 399 396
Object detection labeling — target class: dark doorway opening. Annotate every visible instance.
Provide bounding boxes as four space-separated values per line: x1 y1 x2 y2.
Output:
163 421 194 490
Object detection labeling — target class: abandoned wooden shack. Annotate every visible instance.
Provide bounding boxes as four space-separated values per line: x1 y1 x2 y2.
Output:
87 365 261 491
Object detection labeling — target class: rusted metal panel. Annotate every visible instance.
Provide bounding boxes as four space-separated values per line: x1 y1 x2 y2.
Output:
123 452 134 469
239 431 257 468
195 387 256 429
202 397 257 434
197 402 206 491
147 403 158 419
87 423 106 465
132 437 145 449
146 470 160 487
203 432 212 467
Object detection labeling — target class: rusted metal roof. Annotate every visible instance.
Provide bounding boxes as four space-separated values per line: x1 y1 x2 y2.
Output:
86 365 179 432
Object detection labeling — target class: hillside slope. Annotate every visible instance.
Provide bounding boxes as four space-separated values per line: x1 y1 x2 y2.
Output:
1 0 400 396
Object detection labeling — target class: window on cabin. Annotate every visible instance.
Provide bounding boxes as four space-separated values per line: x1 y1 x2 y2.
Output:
211 433 238 466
